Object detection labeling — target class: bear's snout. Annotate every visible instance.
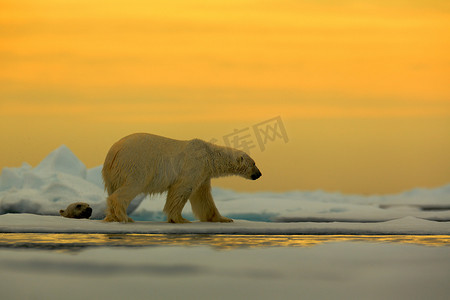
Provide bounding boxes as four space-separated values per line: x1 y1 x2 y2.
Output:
78 206 92 219
251 169 262 180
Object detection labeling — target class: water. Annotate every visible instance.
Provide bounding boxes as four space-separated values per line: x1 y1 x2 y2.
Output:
1 233 449 252
1 233 449 300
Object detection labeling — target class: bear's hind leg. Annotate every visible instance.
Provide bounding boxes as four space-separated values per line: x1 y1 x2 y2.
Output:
104 185 141 223
189 180 233 223
164 185 192 223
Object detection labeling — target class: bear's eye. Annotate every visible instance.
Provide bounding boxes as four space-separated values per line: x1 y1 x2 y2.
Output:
76 204 82 209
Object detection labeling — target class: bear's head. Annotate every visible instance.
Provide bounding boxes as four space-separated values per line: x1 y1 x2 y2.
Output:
234 152 262 180
60 202 92 219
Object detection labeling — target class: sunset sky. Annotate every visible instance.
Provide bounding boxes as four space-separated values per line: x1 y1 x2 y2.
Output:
1 0 449 194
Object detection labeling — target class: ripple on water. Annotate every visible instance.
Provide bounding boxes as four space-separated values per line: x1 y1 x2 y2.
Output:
0 233 449 252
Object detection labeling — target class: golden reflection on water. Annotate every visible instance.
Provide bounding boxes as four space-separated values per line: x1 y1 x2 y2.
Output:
1 234 449 251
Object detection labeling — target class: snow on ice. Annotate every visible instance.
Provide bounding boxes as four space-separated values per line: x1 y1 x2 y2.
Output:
0 145 144 219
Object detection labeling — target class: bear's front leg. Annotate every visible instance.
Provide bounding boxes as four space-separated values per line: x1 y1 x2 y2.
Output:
189 180 233 222
212 215 233 223
167 215 191 223
164 185 192 223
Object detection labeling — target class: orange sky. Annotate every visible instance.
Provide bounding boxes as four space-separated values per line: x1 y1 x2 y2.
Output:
1 0 449 194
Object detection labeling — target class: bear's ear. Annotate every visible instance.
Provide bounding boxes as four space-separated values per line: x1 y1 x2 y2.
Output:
59 209 65 216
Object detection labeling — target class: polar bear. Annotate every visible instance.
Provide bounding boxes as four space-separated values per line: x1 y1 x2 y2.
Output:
60 202 92 219
102 133 262 223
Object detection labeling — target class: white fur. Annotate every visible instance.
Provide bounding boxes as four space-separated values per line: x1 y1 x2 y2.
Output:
102 133 261 223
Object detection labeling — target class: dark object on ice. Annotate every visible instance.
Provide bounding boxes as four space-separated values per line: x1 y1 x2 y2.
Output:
379 204 450 211
60 202 92 219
